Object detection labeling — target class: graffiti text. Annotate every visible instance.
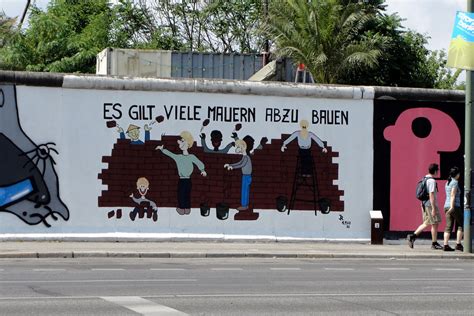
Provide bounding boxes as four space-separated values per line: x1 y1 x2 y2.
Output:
265 108 299 123
312 110 349 125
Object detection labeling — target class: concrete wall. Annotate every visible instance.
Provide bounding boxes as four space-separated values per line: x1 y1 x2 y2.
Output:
0 71 466 240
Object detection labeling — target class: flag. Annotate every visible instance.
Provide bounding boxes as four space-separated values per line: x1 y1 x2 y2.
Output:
447 11 474 70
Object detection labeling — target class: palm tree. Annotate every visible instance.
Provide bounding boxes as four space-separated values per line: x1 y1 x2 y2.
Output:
262 0 388 84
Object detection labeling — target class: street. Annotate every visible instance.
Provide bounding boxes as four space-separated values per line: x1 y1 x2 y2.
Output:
0 258 472 315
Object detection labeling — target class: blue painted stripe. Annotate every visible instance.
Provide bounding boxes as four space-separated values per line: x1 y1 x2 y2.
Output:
0 179 34 207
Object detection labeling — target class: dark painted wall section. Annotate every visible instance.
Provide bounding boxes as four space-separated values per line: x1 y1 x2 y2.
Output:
373 99 465 233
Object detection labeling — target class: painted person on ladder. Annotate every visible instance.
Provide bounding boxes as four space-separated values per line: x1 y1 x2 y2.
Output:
281 119 327 176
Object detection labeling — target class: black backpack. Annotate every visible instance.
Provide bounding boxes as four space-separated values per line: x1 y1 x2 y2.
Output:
415 176 430 201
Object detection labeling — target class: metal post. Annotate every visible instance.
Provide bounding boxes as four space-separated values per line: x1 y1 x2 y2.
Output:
263 0 270 66
18 0 31 29
463 0 473 254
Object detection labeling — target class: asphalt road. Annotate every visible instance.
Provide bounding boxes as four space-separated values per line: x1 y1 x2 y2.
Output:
0 258 473 315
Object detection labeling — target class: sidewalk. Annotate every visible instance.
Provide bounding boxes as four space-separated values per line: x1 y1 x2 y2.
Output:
0 240 473 259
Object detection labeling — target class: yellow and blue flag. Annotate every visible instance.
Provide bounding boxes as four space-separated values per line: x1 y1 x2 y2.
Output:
447 11 474 70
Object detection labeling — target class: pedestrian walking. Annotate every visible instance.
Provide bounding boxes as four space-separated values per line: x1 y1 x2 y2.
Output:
407 163 443 249
442 167 464 251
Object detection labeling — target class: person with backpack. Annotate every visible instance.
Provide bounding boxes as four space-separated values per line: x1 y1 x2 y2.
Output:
407 163 443 249
442 167 464 251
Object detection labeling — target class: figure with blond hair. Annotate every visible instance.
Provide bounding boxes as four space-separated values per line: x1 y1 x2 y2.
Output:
155 131 207 215
225 139 252 211
281 120 327 176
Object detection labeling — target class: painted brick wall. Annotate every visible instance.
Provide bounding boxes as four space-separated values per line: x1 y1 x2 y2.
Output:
98 135 344 214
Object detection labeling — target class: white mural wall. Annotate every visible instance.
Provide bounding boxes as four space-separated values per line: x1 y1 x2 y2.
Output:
0 83 373 239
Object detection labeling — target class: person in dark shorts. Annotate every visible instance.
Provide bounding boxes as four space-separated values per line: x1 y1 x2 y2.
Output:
442 167 464 251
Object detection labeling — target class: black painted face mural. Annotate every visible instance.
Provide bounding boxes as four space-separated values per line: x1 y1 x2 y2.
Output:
0 85 69 227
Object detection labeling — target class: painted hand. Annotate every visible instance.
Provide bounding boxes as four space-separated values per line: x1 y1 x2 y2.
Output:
144 124 151 131
129 193 133 198
155 145 164 150
281 145 286 152
322 148 328 153
200 133 206 139
224 164 229 169
117 126 123 133
201 170 207 177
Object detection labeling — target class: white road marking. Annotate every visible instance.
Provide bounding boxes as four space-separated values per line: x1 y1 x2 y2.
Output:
150 268 186 271
391 278 473 281
211 268 243 271
2 292 472 301
0 279 197 284
378 268 410 271
324 268 354 271
91 268 125 271
270 268 301 271
33 269 66 272
434 268 464 271
102 296 188 316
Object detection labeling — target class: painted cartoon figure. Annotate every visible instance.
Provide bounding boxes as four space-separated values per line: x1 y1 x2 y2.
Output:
129 177 158 222
155 131 207 215
281 119 327 176
225 139 252 211
118 124 151 144
0 84 69 227
200 130 235 153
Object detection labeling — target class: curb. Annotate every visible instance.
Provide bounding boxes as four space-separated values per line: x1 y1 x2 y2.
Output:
0 252 473 259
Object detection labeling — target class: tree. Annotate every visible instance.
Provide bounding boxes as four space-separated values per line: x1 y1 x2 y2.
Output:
136 0 264 53
262 0 389 84
0 0 150 73
427 50 464 90
0 11 17 48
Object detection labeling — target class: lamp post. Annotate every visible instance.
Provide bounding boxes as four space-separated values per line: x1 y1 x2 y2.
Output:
263 0 270 66
464 0 473 253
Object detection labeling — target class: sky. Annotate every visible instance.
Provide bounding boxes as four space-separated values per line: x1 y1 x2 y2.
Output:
384 0 467 52
0 0 469 78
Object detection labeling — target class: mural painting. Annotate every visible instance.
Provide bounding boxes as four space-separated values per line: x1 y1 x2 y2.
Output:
373 100 465 232
98 117 344 222
0 85 69 227
2 82 374 238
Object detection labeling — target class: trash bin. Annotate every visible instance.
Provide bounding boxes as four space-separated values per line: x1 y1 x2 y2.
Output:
370 210 383 245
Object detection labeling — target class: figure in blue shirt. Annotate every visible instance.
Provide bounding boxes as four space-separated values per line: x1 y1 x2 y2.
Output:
117 124 151 144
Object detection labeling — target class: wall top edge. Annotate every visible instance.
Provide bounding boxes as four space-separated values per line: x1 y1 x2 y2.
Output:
0 70 465 101
374 86 465 102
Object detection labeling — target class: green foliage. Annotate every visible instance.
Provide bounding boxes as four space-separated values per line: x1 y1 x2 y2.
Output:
138 0 263 53
0 0 152 73
262 0 389 84
0 11 17 48
427 50 464 90
263 0 464 89
0 0 466 89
